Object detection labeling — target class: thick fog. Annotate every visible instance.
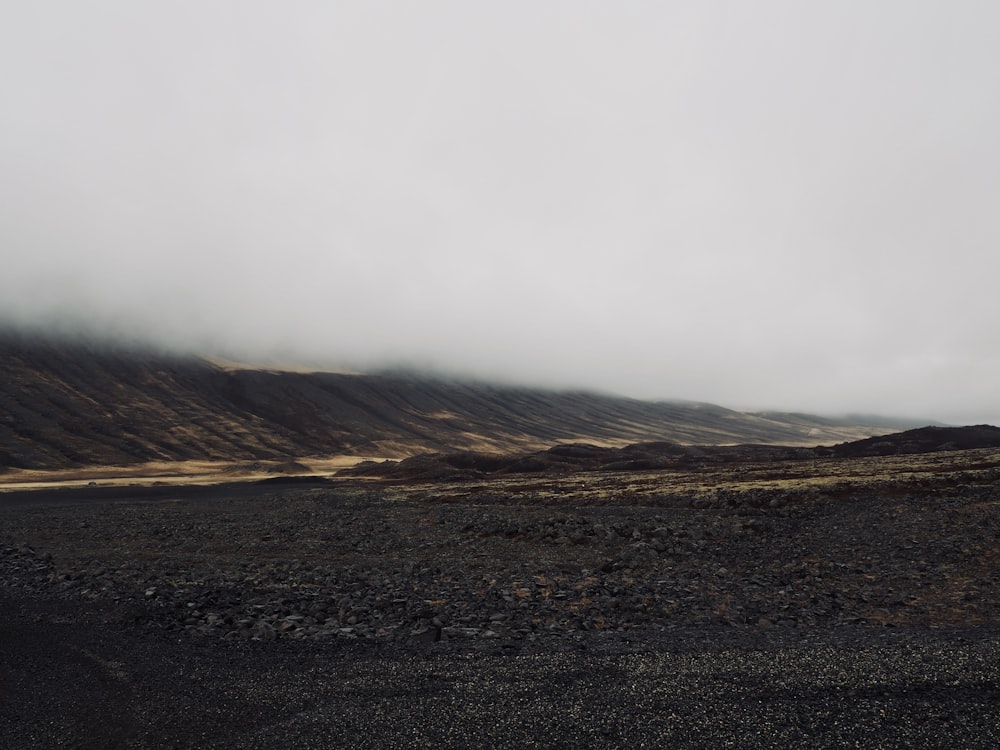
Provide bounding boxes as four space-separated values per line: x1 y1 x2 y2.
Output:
2 2 999 425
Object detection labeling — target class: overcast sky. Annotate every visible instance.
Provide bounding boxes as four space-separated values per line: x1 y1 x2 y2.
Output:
2 2 999 425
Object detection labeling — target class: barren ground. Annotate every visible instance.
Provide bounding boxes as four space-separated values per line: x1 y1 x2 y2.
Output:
2 448 1000 747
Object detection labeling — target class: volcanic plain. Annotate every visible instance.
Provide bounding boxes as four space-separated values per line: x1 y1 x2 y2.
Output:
3 428 1000 748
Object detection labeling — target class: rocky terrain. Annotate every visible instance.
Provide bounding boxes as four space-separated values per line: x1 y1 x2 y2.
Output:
0 330 916 470
3 440 1000 747
5 441 1000 641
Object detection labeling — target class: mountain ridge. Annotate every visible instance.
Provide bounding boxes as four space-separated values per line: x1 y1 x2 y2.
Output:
0 331 922 470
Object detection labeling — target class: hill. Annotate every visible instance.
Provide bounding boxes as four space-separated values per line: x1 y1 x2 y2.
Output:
829 424 1000 457
1 331 915 471
340 425 1000 481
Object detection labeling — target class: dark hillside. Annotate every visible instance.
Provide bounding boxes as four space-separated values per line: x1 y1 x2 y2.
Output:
831 424 1000 457
1 332 911 470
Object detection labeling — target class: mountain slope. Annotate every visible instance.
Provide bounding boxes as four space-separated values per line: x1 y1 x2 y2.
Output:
0 333 912 470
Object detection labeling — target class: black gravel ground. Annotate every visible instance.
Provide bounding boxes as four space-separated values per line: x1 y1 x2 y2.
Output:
3 477 1000 748
3 591 1000 749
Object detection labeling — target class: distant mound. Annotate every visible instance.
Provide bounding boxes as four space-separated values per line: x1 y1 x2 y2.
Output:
336 441 820 480
339 426 1000 481
830 425 1000 458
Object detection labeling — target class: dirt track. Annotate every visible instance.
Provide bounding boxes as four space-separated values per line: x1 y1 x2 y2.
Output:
2 460 1000 748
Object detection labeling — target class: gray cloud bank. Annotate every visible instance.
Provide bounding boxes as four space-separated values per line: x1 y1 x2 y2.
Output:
2 2 999 426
